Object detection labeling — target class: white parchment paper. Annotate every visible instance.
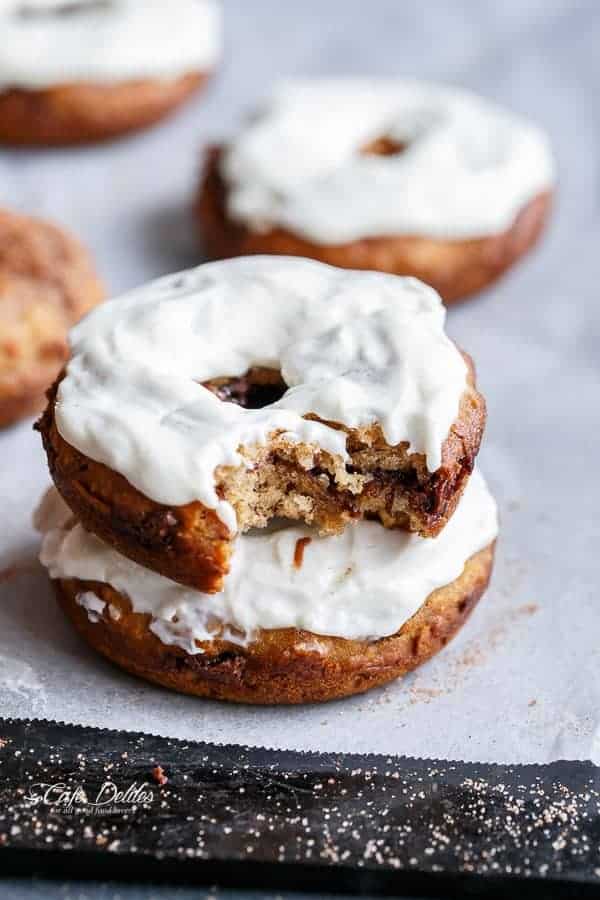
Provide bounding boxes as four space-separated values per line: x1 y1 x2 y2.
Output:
0 0 598 764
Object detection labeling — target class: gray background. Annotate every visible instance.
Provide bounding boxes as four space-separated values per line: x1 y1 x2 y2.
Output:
1 0 599 896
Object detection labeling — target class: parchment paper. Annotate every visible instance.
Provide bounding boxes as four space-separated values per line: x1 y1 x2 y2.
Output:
1 0 598 764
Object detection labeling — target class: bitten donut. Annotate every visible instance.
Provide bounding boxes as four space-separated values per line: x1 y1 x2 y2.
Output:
0 208 103 427
0 0 221 145
197 79 555 303
38 257 486 593
37 470 498 704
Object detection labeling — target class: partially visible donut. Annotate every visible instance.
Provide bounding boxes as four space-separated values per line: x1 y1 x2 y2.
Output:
0 75 209 146
38 257 486 592
0 1 221 144
196 80 555 303
0 209 103 427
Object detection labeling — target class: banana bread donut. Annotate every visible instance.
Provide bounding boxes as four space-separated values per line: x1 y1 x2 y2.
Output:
0 0 221 145
38 257 486 592
37 470 498 704
0 208 103 427
196 79 554 303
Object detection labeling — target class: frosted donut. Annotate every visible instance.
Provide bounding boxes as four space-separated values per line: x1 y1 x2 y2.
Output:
0 0 222 144
0 208 103 427
38 257 486 593
37 470 498 704
197 79 554 303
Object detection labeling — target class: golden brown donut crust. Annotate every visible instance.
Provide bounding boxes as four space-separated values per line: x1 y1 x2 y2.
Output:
196 146 553 305
38 355 485 593
0 210 104 428
54 543 495 704
0 72 209 146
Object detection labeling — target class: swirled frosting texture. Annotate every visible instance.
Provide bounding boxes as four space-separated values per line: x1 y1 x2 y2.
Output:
55 257 467 531
38 470 498 647
221 79 555 242
0 0 221 88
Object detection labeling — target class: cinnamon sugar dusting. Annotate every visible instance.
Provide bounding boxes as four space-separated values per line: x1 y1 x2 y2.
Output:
152 765 168 786
293 536 312 569
386 602 541 713
449 602 540 676
0 563 35 585
408 686 444 706
0 566 20 585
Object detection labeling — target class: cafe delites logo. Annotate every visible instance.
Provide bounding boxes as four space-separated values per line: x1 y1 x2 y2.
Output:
24 779 155 815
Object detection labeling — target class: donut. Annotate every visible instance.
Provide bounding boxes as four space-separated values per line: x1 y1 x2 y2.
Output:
37 469 498 704
0 208 103 427
196 79 555 303
38 257 486 593
0 0 221 145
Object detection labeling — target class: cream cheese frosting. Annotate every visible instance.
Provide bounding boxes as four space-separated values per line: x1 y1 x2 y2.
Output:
0 0 221 88
221 79 555 243
55 257 468 532
38 470 498 649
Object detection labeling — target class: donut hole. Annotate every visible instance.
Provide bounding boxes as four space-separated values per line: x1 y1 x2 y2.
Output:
361 136 406 157
203 366 287 409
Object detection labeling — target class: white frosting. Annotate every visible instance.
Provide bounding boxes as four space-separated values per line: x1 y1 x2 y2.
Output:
0 0 221 88
221 79 555 242
77 591 106 623
38 470 498 649
55 257 468 532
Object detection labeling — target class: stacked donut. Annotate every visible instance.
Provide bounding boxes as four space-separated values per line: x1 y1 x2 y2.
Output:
37 256 498 704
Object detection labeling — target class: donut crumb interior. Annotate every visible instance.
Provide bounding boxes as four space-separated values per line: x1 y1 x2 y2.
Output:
204 367 475 538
